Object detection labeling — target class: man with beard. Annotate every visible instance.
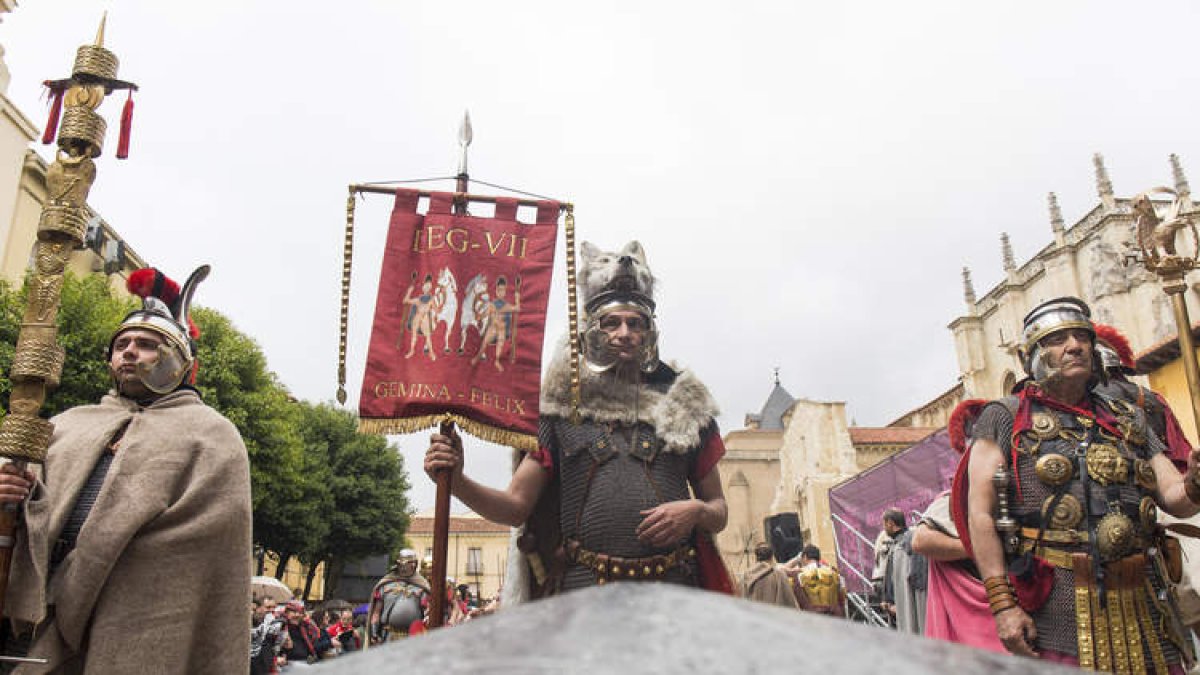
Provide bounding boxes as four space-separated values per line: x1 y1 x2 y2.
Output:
0 266 252 673
741 543 799 609
368 549 431 643
424 241 730 598
959 297 1200 670
280 602 325 667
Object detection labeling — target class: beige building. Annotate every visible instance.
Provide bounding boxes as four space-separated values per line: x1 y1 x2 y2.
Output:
407 510 509 600
716 378 934 581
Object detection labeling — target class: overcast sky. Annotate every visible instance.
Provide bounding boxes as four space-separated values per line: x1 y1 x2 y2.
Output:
4 1 1199 512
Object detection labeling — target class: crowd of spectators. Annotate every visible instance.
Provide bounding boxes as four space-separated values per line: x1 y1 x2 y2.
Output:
250 598 365 672
250 578 502 672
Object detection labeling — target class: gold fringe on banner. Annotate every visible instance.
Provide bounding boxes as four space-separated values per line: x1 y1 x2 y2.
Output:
358 415 537 452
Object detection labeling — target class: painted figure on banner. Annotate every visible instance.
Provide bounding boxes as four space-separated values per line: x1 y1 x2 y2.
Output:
458 273 490 354
471 275 520 371
401 273 436 359
402 268 457 360
425 240 733 603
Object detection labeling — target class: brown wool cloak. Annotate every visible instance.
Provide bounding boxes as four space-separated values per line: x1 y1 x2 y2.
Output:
741 562 799 609
4 390 252 674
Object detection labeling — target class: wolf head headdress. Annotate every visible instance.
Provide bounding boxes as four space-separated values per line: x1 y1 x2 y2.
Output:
577 240 659 373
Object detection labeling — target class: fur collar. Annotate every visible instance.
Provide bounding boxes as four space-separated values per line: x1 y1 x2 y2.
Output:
539 342 719 454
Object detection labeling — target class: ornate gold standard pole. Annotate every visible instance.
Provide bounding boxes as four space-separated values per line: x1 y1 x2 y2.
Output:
1129 186 1200 434
0 19 136 622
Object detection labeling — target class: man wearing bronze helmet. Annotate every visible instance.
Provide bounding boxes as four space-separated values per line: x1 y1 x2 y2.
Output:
957 296 1200 671
0 266 252 673
368 549 430 643
424 241 731 599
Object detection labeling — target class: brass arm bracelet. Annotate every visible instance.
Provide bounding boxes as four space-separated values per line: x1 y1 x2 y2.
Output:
990 600 1019 616
987 589 1017 604
983 575 1013 593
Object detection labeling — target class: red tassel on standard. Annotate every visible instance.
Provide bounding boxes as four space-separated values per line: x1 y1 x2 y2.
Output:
41 83 65 145
116 90 133 159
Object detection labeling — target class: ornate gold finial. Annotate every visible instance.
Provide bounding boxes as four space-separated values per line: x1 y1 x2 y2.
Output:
1094 153 1115 210
40 17 137 160
1001 232 1016 272
962 266 977 306
94 12 107 47
1048 192 1065 235
1171 154 1191 208
1128 185 1200 434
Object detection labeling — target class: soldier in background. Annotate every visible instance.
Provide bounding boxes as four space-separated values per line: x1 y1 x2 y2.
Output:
741 543 799 609
789 545 845 617
367 549 431 643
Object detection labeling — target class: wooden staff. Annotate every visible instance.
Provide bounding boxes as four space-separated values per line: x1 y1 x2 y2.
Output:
427 111 473 629
0 20 133 659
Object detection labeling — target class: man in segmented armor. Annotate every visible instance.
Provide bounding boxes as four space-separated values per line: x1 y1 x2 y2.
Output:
424 241 729 597
789 545 845 616
368 549 430 643
957 296 1200 671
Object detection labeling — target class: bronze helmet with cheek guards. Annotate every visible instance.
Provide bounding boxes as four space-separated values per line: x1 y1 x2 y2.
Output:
1017 296 1101 384
110 265 209 394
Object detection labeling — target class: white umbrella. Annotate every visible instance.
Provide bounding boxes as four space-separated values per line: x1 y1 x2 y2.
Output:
252 575 293 603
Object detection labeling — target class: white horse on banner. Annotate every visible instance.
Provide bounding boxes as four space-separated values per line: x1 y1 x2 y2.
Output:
432 267 458 353
458 273 490 354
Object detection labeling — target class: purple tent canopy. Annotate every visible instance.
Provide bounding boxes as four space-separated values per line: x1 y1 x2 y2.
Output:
828 428 958 593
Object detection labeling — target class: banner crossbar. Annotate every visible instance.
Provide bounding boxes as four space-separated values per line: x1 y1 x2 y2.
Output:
350 184 573 211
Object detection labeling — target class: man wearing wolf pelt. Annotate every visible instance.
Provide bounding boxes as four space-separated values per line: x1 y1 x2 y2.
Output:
425 241 731 599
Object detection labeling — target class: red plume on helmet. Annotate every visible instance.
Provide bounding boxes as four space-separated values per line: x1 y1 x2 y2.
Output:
126 268 199 339
1093 323 1135 371
127 268 179 305
948 399 988 454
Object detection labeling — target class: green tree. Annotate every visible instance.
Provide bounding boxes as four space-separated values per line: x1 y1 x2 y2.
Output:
191 307 329 573
0 272 135 417
292 401 411 599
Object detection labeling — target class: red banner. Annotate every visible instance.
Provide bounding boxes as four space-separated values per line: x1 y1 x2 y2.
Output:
358 189 559 450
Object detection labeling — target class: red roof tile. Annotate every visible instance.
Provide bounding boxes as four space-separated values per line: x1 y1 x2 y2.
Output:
408 516 511 535
849 427 937 445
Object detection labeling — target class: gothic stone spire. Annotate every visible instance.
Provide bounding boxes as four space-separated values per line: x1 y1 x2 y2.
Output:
1048 192 1065 235
962 266 977 306
1094 152 1115 210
